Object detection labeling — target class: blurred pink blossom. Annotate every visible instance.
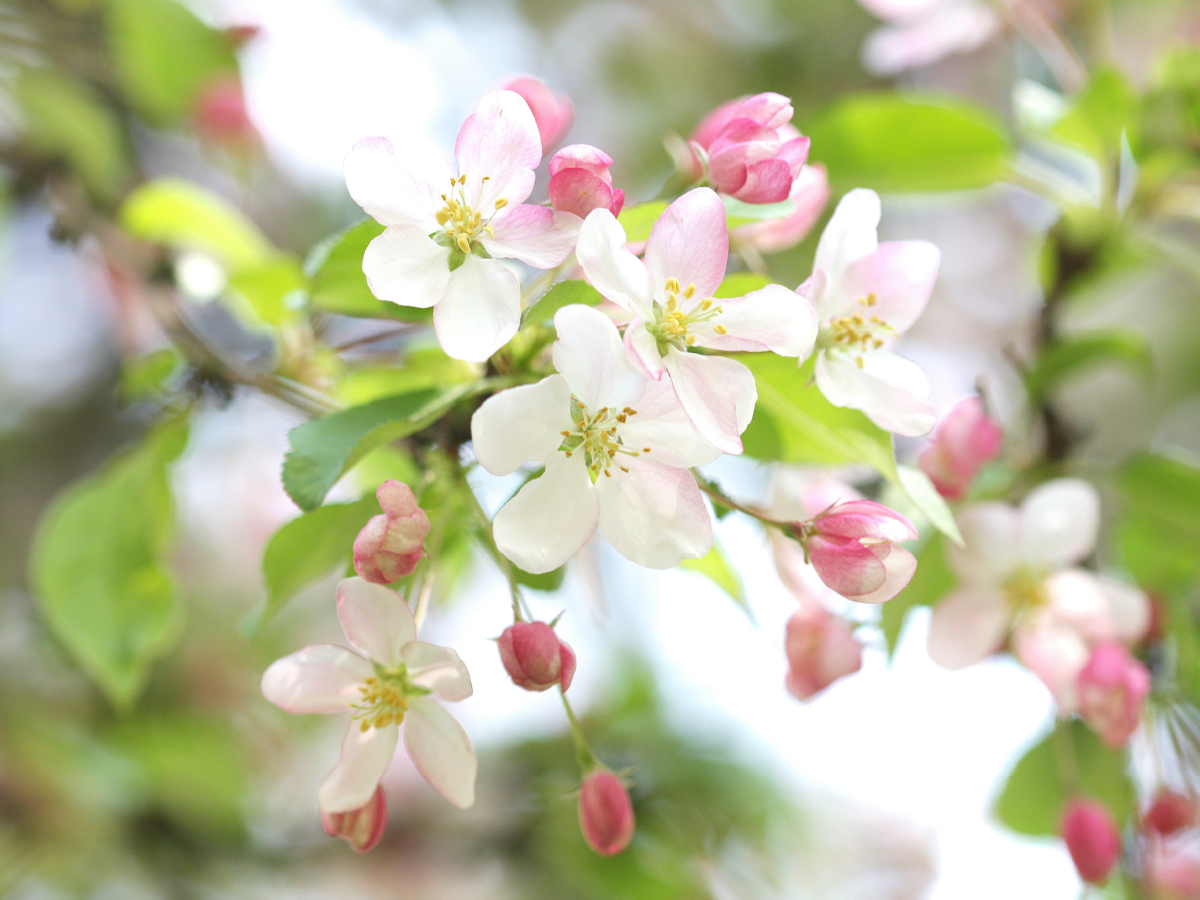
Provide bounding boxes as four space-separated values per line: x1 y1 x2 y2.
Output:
500 75 574 156
548 144 624 218
498 620 577 692
918 396 1002 500
353 480 430 584
1147 792 1199 837
857 0 1002 76
320 784 387 853
193 77 260 151
579 769 635 855
1061 799 1121 885
1077 640 1150 748
1148 840 1200 899
784 604 864 700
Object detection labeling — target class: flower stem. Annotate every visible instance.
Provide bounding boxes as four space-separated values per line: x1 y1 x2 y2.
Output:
456 460 529 621
690 470 791 530
560 688 597 773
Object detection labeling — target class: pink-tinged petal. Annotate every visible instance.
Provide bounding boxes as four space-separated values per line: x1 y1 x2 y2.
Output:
1043 569 1116 644
947 501 1021 584
594 457 712 569
776 135 811 174
559 640 577 692
838 240 940 336
728 92 794 131
857 0 945 21
729 157 794 204
623 318 665 378
552 304 645 411
1096 576 1151 645
1019 478 1100 569
644 188 729 300
814 349 936 436
548 168 623 218
926 586 1009 669
433 255 521 362
807 535 888 597
690 97 750 148
816 500 918 543
1077 640 1150 749
500 76 573 155
852 544 918 604
454 90 541 211
483 204 581 268
1013 617 1089 710
707 119 781 164
618 377 722 469
732 164 830 255
662 351 756 455
918 396 1002 500
697 283 817 356
343 136 454 230
401 641 472 702
471 375 573 475
862 3 1000 76
337 577 416 667
549 144 614 182
362 226 452 309
261 644 372 714
578 769 635 856
493 453 600 574
813 189 881 310
575 209 654 313
377 480 418 517
403 697 476 808
318 722 399 814
769 468 864 523
321 784 387 853
785 605 863 699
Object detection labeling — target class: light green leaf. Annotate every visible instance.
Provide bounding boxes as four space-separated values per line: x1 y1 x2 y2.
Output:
897 464 963 545
994 719 1135 837
521 279 604 327
227 257 305 325
678 538 750 617
805 93 1011 193
1025 329 1152 402
514 564 567 592
306 219 430 321
338 348 479 405
1051 68 1137 159
737 354 897 483
714 272 771 298
119 347 183 402
617 201 668 243
30 418 189 711
723 195 793 229
881 532 953 657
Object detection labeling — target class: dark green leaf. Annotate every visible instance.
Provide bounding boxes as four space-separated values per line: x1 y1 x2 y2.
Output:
617 201 668 243
29 418 189 710
521 279 604 327
515 565 566 592
882 532 954 657
805 93 1011 193
1025 330 1152 402
307 219 431 321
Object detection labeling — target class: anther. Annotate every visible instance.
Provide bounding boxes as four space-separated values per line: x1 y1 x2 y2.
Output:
714 324 728 334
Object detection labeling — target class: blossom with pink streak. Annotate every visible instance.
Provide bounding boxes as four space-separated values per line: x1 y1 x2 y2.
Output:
802 189 940 436
784 604 864 700
1077 640 1150 749
576 188 818 454
1062 799 1121 885
927 479 1150 710
320 784 387 853
344 91 581 361
470 304 720 573
797 499 919 604
498 620 577 692
857 0 1001 76
353 480 430 584
1146 791 1198 837
500 75 573 156
578 769 635 855
261 577 476 815
918 396 1002 500
548 145 624 218
731 164 830 256
687 92 811 204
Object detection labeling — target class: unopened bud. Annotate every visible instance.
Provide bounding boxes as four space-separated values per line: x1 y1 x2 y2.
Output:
353 480 431 584
802 500 918 604
784 605 863 700
1146 790 1198 837
578 769 634 856
1061 799 1121 885
548 144 624 218
500 75 573 156
1077 640 1150 749
498 621 576 692
917 396 1002 500
321 784 387 853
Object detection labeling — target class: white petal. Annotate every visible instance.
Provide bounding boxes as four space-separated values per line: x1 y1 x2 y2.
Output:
401 641 473 702
482 205 580 269
595 457 712 568
403 697 477 809
343 136 454 230
814 348 936 436
318 722 399 814
1012 617 1089 712
337 577 416 667
624 317 666 378
552 304 645 410
470 375 572 475
697 284 818 357
455 90 541 212
662 351 757 455
363 225 452 308
1019 477 1100 569
926 586 1010 670
947 501 1021 584
493 453 600 574
261 644 372 714
643 188 729 301
432 255 521 362
1043 569 1117 643
813 188 880 313
575 208 654 313
1097 576 1151 645
850 544 917 604
618 378 721 469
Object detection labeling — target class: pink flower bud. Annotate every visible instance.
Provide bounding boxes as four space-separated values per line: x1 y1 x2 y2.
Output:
1061 799 1121 885
548 144 625 218
917 397 1002 500
498 621 576 692
352 480 431 584
784 605 863 700
192 77 260 151
731 164 830 255
500 75 573 156
1146 791 1197 837
1077 640 1151 749
802 500 918 604
321 784 387 853
578 769 634 856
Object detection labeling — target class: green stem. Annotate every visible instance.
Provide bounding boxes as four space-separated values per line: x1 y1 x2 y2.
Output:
455 460 527 620
691 470 791 530
560 688 597 773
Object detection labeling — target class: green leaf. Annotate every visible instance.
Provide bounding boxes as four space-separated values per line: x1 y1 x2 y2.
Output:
805 93 1011 193
283 385 479 511
338 348 478 405
119 347 183 402
994 719 1136 837
1051 69 1138 160
1025 330 1152 403
514 565 566 592
106 0 238 125
897 464 963 545
714 272 771 298
678 538 750 617
521 279 604 327
737 354 897 483
882 532 953 657
15 67 129 199
29 418 189 711
723 195 793 229
1118 453 1200 593
120 179 274 272
307 219 431 321
227 257 305 325
617 201 668 243
255 496 379 629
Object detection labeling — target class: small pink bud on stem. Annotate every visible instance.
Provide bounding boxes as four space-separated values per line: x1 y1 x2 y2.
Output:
321 784 387 853
1061 799 1121 885
548 145 624 218
353 480 431 584
1077 640 1151 749
498 621 577 692
579 769 635 856
784 605 863 700
1146 790 1198 837
917 396 1002 500
798 500 917 604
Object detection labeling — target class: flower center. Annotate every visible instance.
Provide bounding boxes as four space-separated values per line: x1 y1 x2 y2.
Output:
353 666 426 731
819 294 894 368
645 277 726 356
434 175 507 255
558 397 650 482
1002 567 1050 614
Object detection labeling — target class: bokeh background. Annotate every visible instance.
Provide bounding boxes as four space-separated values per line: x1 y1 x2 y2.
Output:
3 0 1200 897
